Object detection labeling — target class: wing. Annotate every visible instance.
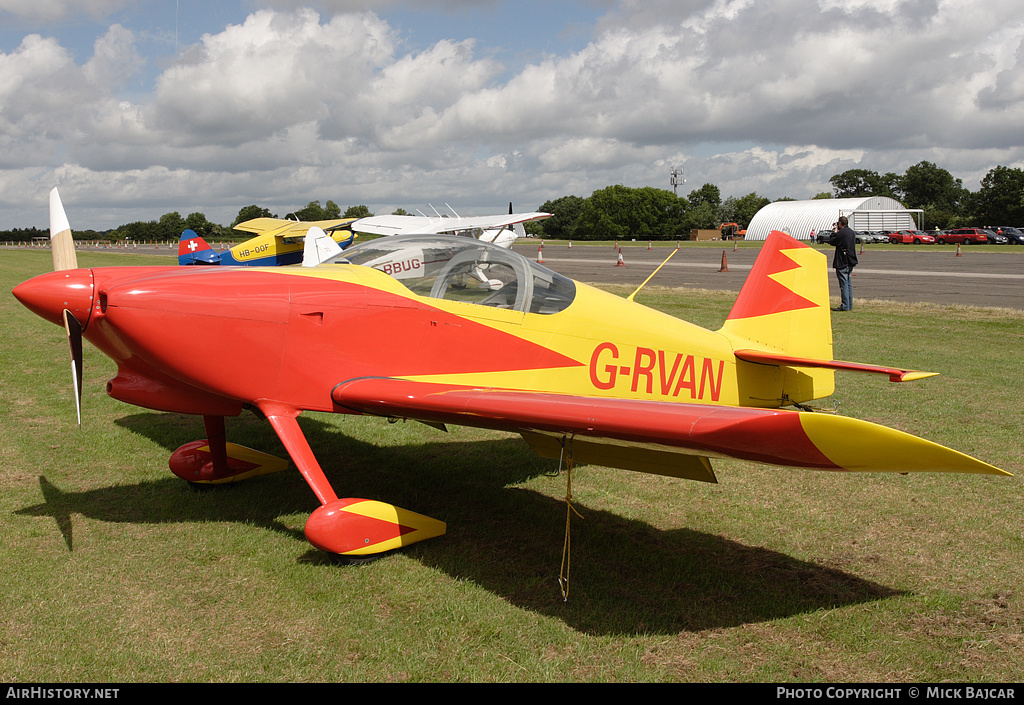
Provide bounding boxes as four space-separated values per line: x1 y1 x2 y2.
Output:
352 212 551 237
234 217 357 238
331 378 1009 480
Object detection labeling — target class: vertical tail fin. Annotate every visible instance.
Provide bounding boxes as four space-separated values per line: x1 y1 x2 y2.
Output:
302 226 343 267
719 231 834 404
178 229 220 265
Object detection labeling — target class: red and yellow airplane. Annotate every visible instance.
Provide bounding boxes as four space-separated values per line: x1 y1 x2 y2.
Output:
14 189 1009 558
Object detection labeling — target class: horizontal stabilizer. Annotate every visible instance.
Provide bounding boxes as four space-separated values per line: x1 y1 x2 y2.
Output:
734 349 937 382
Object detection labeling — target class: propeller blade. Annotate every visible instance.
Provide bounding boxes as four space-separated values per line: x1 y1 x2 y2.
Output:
50 188 78 271
63 309 83 426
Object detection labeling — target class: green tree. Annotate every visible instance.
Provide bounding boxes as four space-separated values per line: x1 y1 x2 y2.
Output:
971 165 1024 225
687 183 721 210
721 192 770 229
897 161 968 228
536 195 585 240
156 212 186 240
289 200 342 221
899 161 965 209
114 220 157 241
683 201 718 230
343 205 373 218
185 212 216 238
232 205 275 227
682 184 722 230
830 169 900 199
576 185 685 241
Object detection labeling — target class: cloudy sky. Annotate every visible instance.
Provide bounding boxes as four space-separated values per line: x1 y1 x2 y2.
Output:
1 0 1022 229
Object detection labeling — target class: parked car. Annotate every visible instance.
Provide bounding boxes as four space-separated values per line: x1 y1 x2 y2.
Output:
986 226 1024 244
936 228 989 245
887 230 936 244
858 231 889 243
983 229 1009 244
816 230 872 245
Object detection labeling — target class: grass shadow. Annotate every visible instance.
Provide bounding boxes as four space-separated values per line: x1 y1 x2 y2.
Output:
17 410 903 636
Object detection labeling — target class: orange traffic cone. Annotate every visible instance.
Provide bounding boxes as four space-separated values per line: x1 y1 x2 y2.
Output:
718 250 730 272
648 240 652 250
568 240 572 249
733 239 738 252
537 244 544 263
615 248 625 267
956 243 962 257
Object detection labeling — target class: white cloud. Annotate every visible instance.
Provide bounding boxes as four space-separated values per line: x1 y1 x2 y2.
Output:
0 0 132 22
1 1 1022 228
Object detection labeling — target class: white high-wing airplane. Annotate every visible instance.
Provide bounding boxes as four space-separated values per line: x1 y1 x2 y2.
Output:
352 204 548 249
302 206 549 282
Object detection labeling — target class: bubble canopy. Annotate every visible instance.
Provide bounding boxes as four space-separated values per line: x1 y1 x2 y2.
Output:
326 234 576 315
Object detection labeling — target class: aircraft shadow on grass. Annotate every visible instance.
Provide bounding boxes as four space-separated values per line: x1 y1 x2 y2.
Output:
17 411 902 635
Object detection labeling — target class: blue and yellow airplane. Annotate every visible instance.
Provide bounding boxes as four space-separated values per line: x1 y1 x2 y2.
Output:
179 217 358 266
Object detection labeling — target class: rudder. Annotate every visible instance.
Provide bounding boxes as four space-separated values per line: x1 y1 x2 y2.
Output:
718 231 834 405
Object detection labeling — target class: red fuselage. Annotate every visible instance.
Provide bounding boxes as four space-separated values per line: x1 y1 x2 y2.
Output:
13 265 578 419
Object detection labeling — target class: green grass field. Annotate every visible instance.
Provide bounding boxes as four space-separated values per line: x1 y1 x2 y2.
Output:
2 249 1021 682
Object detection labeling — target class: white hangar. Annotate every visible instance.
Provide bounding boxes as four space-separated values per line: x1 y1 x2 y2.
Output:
744 197 923 240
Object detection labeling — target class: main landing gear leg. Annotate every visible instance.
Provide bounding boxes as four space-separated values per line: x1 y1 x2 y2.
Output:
258 403 446 557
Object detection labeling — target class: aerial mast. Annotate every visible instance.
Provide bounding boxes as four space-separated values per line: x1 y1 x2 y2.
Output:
670 167 685 195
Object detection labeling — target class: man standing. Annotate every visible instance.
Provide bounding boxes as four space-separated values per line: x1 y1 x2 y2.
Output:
828 216 858 311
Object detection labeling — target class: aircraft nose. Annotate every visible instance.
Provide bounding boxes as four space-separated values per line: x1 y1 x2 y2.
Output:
12 268 95 329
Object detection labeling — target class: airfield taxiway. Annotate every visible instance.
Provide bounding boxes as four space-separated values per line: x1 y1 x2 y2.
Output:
511 243 1024 311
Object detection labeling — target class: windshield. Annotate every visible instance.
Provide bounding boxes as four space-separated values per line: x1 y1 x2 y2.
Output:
327 234 576 314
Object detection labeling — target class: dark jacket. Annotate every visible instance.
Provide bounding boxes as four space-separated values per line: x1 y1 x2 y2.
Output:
829 227 858 269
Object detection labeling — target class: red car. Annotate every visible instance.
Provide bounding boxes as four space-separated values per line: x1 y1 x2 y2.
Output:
887 230 936 244
937 228 989 245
